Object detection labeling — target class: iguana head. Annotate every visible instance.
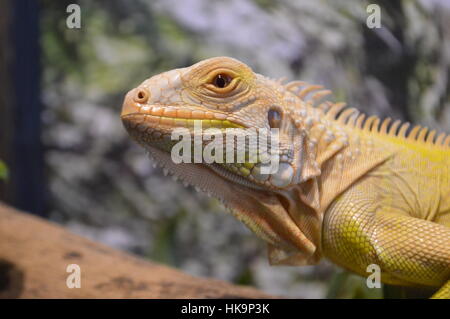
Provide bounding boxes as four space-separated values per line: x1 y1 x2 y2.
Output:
121 57 342 265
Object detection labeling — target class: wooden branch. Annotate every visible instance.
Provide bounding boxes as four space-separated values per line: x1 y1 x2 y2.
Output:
0 203 274 298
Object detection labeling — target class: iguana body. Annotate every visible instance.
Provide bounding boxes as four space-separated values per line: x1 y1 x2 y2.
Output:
121 57 450 298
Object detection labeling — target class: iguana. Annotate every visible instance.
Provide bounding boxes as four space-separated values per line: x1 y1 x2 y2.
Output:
120 57 450 298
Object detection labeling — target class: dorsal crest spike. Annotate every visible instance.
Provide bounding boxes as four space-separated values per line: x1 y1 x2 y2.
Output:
417 127 428 142
355 114 366 129
370 118 380 133
444 135 450 147
388 120 401 136
436 133 446 145
310 90 332 103
426 130 436 143
285 80 306 92
337 108 358 124
380 118 392 134
407 125 422 141
398 123 410 138
363 116 378 131
346 111 360 127
298 85 324 99
325 102 347 120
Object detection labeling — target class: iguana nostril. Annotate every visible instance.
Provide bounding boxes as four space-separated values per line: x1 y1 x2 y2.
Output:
134 88 150 103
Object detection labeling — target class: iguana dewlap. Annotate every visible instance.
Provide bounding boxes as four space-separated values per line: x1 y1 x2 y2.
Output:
120 57 450 298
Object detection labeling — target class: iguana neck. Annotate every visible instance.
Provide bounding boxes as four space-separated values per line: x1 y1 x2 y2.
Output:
294 102 391 214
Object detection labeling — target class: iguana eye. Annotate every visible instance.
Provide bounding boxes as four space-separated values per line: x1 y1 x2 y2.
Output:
268 108 282 128
212 74 232 88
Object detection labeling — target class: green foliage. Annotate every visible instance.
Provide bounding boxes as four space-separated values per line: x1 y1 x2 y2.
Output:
326 271 383 299
253 0 278 10
0 160 8 181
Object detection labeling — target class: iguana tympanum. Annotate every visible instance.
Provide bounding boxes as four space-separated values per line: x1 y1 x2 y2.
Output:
120 57 450 298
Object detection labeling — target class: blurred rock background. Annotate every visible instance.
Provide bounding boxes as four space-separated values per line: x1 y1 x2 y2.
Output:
2 0 449 298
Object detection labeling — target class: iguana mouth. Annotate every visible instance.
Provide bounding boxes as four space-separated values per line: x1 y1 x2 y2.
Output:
121 111 268 192
121 111 243 130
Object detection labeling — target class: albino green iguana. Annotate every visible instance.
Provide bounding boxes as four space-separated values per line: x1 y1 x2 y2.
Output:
120 57 450 298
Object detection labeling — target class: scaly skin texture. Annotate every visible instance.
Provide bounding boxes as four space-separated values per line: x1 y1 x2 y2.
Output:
121 57 450 298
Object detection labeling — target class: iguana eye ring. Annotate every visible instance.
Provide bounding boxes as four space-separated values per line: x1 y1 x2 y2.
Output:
268 108 282 129
134 88 150 103
212 74 232 89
